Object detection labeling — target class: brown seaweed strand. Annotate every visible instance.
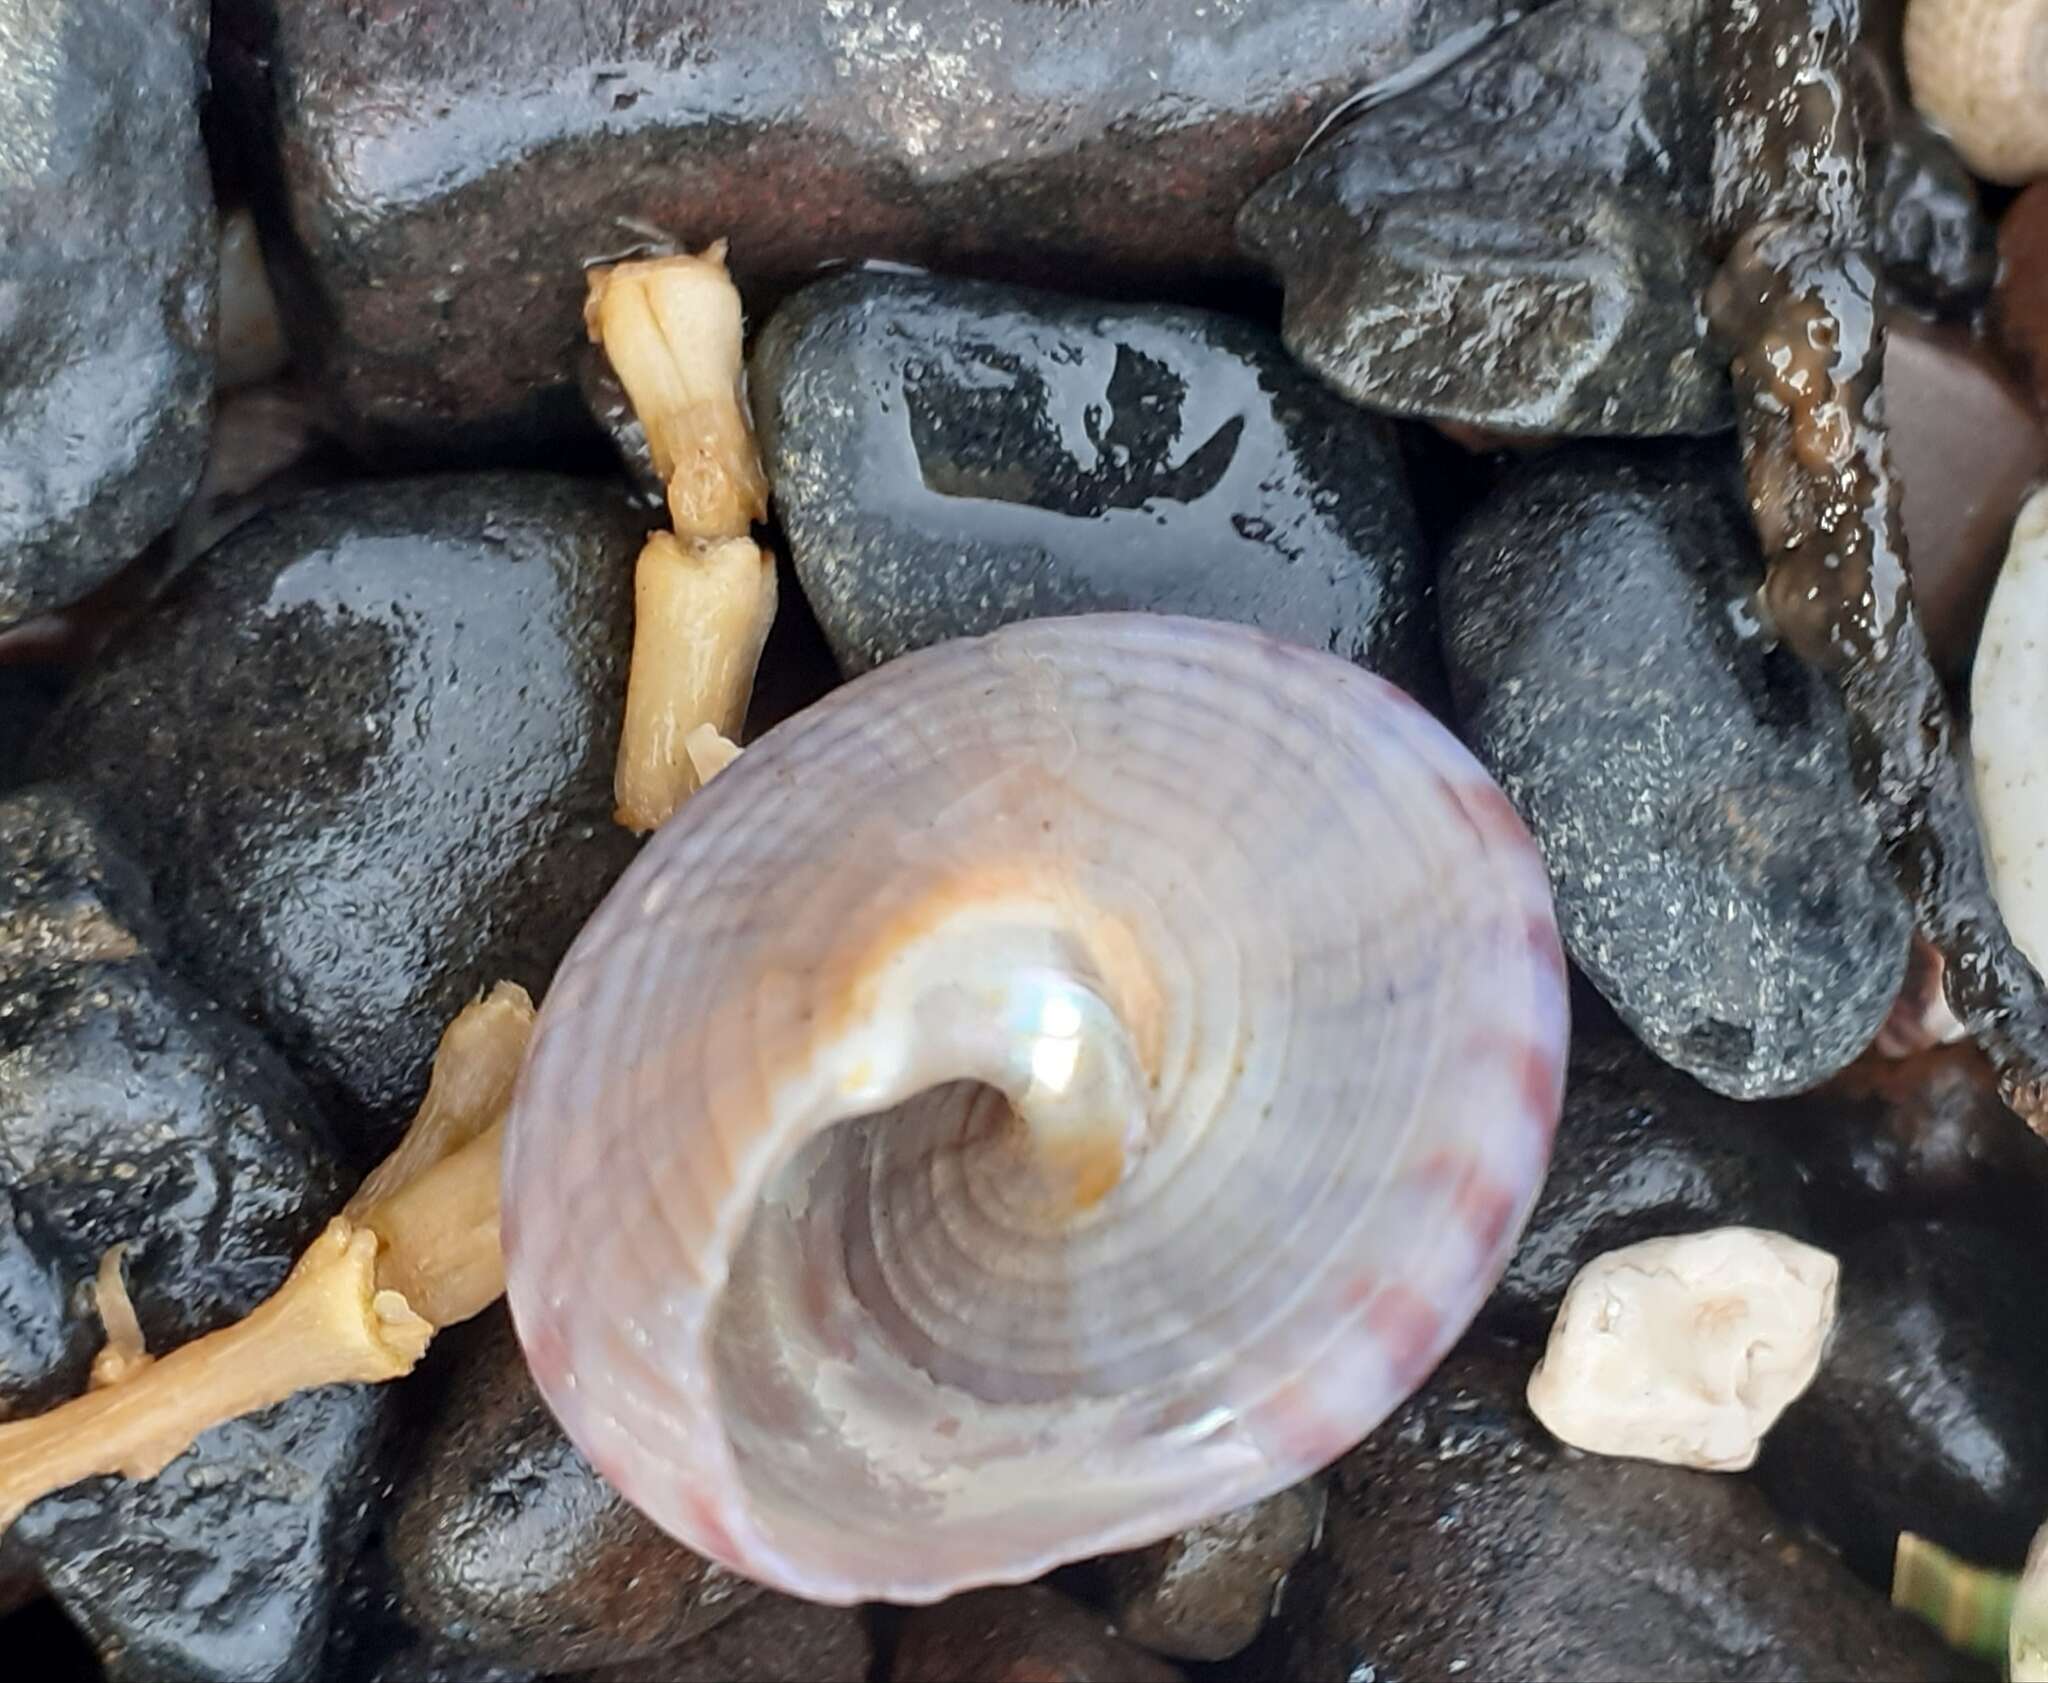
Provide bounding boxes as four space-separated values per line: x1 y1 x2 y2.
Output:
1707 0 2048 1130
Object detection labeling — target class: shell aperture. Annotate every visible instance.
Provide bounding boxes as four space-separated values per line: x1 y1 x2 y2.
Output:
501 613 1569 1603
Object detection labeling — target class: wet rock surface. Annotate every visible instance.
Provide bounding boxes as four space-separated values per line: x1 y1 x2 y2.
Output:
233 0 1504 449
753 271 1433 688
31 474 649 1151
892 1584 1184 1683
1790 1047 2048 1235
390 1309 758 1672
1885 316 2048 676
1101 1484 1323 1664
1261 1338 1971 1682
1997 182 2048 411
0 787 384 1681
1441 445 1912 1098
1759 1219 2048 1582
568 1596 872 1683
1487 1034 1811 1334
0 0 215 629
1239 0 1728 438
1872 119 1998 319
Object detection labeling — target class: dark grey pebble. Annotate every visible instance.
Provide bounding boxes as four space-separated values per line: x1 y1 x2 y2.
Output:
0 0 214 629
1239 0 1729 438
0 787 383 1682
1440 444 1912 1097
566 1595 872 1683
1759 1218 2048 1583
1258 1337 1978 1682
1486 1033 1811 1335
389 1308 758 1673
752 271 1434 693
31 474 650 1153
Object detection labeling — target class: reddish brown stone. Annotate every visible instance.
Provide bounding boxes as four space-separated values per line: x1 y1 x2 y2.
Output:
1997 181 2048 411
892 1586 1184 1683
1885 315 2048 674
570 1595 871 1683
1102 1484 1324 1662
223 0 1496 451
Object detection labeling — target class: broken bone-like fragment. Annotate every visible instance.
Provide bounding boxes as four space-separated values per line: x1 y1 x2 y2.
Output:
587 243 781 835
684 721 743 786
613 533 777 832
0 985 533 1533
1526 1227 1839 1472
584 244 770 541
1970 487 2048 973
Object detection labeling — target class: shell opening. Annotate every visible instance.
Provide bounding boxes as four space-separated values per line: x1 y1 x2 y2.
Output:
501 615 1571 1604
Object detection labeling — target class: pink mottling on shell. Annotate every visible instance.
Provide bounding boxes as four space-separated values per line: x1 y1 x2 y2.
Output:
500 615 1570 1604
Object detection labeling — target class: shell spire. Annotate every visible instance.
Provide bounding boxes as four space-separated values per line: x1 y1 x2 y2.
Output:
501 614 1569 1604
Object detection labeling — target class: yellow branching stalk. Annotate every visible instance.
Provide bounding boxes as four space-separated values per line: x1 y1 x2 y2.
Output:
0 983 534 1533
587 243 778 834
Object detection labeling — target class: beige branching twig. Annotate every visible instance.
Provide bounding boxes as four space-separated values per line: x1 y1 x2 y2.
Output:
0 983 534 1533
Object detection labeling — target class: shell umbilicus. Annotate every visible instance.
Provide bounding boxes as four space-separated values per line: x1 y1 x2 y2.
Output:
502 611 1569 1604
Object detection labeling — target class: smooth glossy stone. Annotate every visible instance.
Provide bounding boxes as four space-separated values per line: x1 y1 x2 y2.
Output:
892 1586 1184 1683
0 787 382 1683
1885 316 2048 675
1758 1219 2048 1582
0 0 214 630
390 1310 759 1673
31 474 649 1151
567 1598 872 1683
752 271 1434 691
1260 1338 1976 1682
1996 182 2048 412
223 0 1505 451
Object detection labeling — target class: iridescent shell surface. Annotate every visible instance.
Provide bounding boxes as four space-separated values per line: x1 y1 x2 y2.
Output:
502 613 1568 1604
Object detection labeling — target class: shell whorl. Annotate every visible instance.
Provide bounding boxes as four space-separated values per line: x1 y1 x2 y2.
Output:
1904 0 2048 185
501 614 1568 1604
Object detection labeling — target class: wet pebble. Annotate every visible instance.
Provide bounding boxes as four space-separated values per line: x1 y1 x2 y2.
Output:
31 474 649 1151
1441 444 1913 1098
0 787 384 1681
752 270 1433 689
1885 316 2048 675
1872 116 1998 319
1758 1219 2048 1582
1486 1034 1811 1335
1101 1483 1323 1663
1995 181 2048 412
1239 0 1727 438
891 1584 1184 1683
1263 1337 1972 1682
233 0 1499 449
0 0 215 630
1788 1046 2048 1235
389 1309 758 1672
568 1596 872 1683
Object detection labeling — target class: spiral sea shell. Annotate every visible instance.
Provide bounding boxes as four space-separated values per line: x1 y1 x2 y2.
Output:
501 614 1569 1603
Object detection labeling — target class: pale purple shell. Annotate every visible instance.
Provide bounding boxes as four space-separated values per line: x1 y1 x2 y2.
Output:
501 613 1568 1604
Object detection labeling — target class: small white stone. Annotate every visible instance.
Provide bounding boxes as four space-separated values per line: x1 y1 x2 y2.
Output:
1971 486 2048 973
1525 1227 1838 1472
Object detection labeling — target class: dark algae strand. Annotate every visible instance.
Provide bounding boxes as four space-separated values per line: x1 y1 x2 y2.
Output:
1706 0 2048 1131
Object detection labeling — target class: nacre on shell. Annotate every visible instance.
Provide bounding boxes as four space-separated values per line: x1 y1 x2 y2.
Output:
501 614 1569 1603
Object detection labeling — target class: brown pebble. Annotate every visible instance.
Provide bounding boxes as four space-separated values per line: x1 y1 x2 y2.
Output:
1885 315 2048 673
1997 181 2048 412
1102 1483 1324 1662
892 1585 1185 1683
390 1309 759 1672
568 1594 872 1683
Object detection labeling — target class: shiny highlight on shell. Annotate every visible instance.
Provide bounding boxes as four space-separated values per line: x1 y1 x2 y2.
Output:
501 614 1569 1604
